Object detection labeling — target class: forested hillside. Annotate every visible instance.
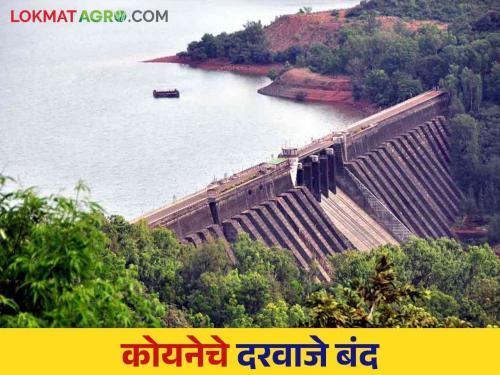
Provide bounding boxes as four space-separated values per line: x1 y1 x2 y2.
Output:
1 178 498 328
348 0 499 22
178 21 272 64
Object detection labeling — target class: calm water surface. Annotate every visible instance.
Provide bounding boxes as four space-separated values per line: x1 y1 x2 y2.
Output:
0 0 362 218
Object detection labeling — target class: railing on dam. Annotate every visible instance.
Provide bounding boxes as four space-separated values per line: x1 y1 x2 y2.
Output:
342 169 413 243
296 90 447 160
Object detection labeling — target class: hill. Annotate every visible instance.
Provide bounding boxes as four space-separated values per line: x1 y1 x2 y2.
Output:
263 9 446 53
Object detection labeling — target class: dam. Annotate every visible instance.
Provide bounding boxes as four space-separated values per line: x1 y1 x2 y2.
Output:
138 90 461 281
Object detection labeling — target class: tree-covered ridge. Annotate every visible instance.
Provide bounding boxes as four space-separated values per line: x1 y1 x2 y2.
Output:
1 178 498 328
277 10 498 108
178 21 273 64
347 0 499 22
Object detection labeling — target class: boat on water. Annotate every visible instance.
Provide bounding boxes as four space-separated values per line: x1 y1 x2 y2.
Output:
153 89 180 98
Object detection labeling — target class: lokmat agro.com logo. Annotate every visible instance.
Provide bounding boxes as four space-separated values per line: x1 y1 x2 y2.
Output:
10 9 168 23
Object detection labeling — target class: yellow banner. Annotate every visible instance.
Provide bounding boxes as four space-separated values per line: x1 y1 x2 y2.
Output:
0 329 498 374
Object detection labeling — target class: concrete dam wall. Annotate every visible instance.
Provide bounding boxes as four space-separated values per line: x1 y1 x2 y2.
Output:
138 90 462 280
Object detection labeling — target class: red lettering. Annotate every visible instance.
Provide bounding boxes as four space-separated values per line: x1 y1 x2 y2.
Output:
57 11 68 23
19 10 31 22
32 10 42 22
43 10 57 22
10 10 19 22
10 8 79 23
67 10 77 23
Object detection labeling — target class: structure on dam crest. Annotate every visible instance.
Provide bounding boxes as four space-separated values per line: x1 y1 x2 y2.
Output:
138 90 462 281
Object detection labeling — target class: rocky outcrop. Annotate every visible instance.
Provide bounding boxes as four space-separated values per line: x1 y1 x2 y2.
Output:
263 10 446 53
264 10 345 52
258 68 358 104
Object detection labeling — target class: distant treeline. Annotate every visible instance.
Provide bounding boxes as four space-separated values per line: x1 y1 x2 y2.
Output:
1 178 498 328
178 21 273 64
347 0 499 22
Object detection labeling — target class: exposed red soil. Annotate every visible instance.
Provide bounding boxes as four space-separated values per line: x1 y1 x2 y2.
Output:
377 16 448 32
258 68 374 111
144 55 282 76
259 68 352 102
263 10 447 52
264 10 346 52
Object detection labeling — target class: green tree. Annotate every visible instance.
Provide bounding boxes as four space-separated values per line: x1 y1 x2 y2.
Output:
188 270 243 327
380 37 418 75
309 256 446 328
267 68 278 81
298 7 313 15
104 216 183 305
449 114 481 193
417 55 449 87
326 238 499 327
0 177 165 327
392 71 423 102
460 67 483 112
254 300 290 327
416 25 447 55
308 254 458 327
485 63 500 102
488 215 500 244
306 44 342 75
183 21 270 64
364 69 391 106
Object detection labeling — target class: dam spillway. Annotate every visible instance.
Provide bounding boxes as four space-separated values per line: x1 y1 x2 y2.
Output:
138 90 462 280
320 189 398 252
344 117 461 239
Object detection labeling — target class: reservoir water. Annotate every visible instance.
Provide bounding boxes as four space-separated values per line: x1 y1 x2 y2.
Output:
0 0 362 219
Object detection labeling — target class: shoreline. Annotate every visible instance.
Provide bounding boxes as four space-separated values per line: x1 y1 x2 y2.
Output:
144 55 282 76
143 8 448 115
144 55 376 114
258 68 376 114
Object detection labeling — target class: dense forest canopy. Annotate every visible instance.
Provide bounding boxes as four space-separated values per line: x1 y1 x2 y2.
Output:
178 21 272 64
1 178 498 328
347 0 499 22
